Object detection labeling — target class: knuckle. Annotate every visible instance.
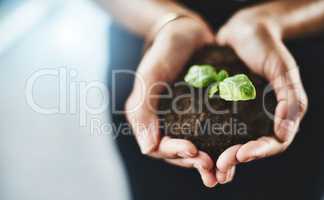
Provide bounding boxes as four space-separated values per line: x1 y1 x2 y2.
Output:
291 94 308 119
298 95 308 114
263 51 284 79
298 100 308 116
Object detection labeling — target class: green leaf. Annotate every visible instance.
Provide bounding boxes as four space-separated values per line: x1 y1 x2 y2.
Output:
184 65 217 88
215 69 229 82
208 82 219 98
219 74 256 101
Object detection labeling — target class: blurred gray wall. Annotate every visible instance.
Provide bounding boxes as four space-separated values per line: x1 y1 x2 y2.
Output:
0 1 130 200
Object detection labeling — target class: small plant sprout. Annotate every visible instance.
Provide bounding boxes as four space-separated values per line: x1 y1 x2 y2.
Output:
215 69 229 82
184 65 256 101
208 82 219 98
184 65 217 88
219 74 256 101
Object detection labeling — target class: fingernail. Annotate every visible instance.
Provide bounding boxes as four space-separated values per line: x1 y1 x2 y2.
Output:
245 156 257 163
177 152 188 158
224 167 235 183
186 151 197 157
177 151 194 158
216 170 227 184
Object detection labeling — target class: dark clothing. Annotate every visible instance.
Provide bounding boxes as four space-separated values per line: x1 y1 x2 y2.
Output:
108 1 323 200
180 0 261 28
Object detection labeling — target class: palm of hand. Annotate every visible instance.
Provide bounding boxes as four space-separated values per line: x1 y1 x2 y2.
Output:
214 11 308 175
126 11 308 187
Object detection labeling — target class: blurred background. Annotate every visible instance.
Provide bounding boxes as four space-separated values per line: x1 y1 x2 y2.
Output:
0 0 130 200
0 1 323 200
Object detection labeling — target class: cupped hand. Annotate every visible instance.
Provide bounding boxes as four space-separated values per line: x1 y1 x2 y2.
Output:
125 17 218 187
214 8 308 182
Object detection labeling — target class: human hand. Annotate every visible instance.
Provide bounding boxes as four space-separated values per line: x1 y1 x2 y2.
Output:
214 6 308 183
125 17 219 187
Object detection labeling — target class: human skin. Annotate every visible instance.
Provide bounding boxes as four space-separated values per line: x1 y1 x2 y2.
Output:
96 0 324 187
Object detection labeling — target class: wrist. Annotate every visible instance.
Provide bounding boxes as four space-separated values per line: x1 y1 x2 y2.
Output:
144 12 212 51
238 0 324 40
230 6 285 40
146 13 187 44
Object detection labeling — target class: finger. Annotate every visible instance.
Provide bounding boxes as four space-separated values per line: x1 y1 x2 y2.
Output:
274 101 301 143
198 167 218 188
215 24 307 161
214 144 240 184
150 137 198 159
165 151 217 187
272 70 307 142
164 157 217 188
216 166 236 184
164 151 214 169
226 166 236 183
265 42 308 142
236 136 285 163
216 144 241 173
125 104 160 154
126 32 198 154
125 43 177 154
215 26 228 46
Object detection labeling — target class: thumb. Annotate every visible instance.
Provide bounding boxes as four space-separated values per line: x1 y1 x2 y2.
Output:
265 41 308 143
125 53 164 154
125 93 160 154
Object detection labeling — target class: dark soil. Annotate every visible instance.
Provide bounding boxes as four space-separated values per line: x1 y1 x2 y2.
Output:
158 46 277 160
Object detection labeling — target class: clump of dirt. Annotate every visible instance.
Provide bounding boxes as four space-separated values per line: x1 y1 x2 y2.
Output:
158 46 277 160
